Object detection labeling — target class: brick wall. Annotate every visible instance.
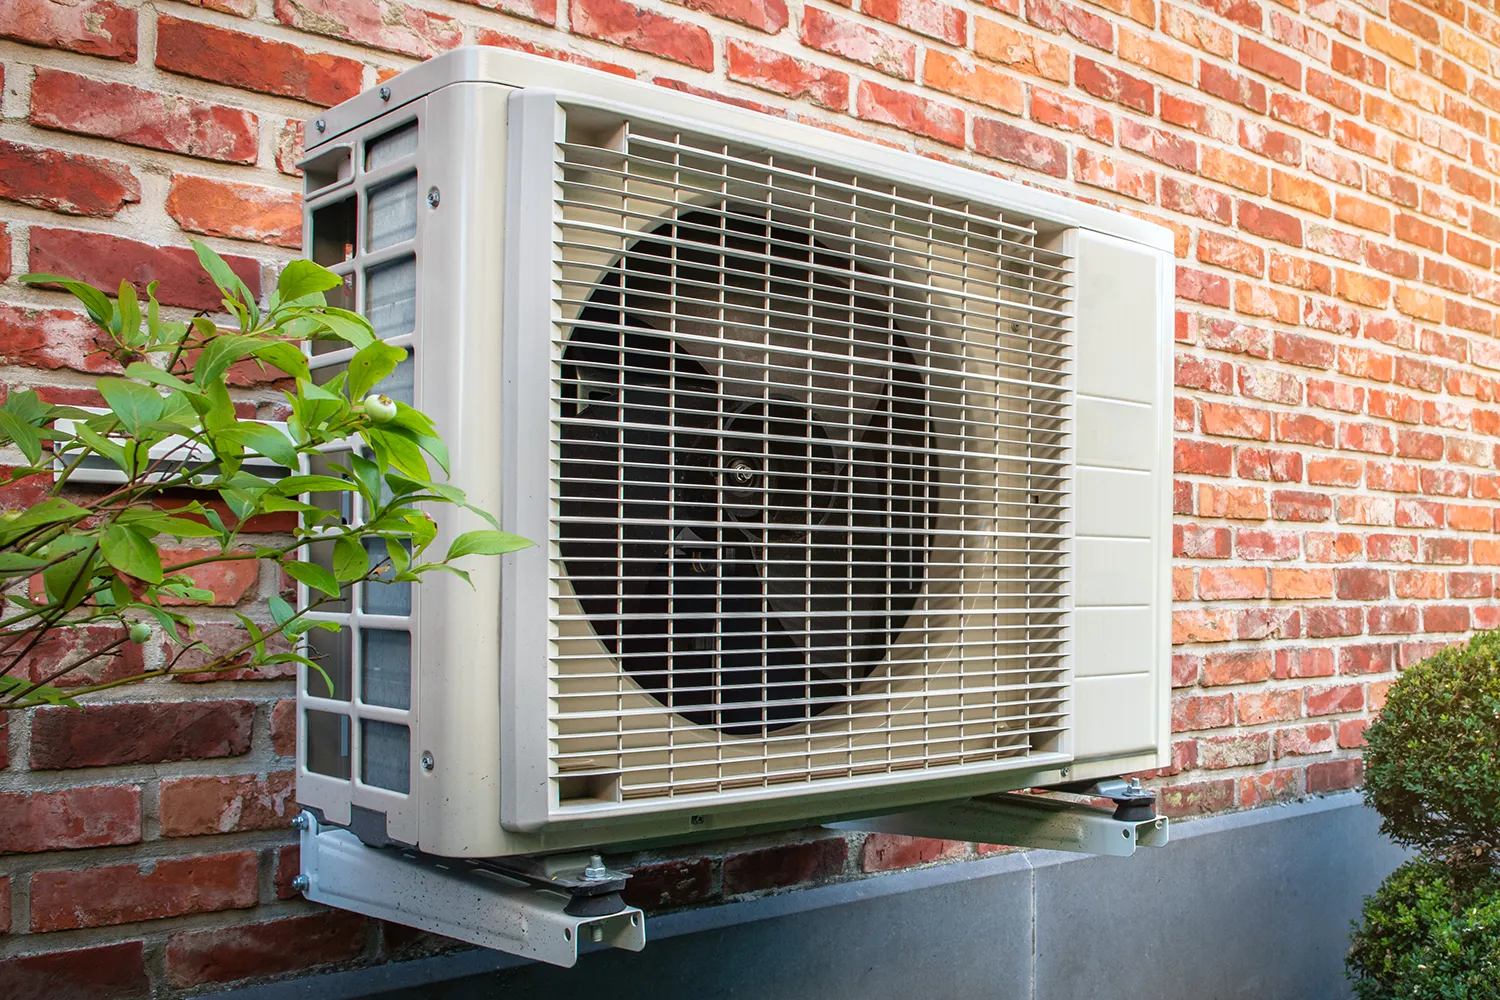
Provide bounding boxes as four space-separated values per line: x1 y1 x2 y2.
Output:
1 0 1495 990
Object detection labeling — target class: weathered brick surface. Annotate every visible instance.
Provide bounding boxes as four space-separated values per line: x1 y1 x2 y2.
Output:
30 853 259 930
2 0 1496 987
30 702 255 770
166 911 368 986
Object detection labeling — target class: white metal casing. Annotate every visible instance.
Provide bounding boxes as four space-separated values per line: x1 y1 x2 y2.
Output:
297 48 1175 859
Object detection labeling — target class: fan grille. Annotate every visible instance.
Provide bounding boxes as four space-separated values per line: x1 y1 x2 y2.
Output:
548 111 1074 803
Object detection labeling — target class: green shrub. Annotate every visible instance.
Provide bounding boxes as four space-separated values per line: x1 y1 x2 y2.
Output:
1361 630 1500 860
1347 858 1500 1000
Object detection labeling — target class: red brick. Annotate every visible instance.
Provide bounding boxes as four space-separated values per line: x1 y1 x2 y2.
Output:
1173 608 1237 643
856 80 963 146
1276 722 1337 756
29 228 261 312
275 0 462 57
1176 524 1232 558
160 771 297 836
1178 269 1231 307
0 785 141 853
1239 447 1302 483
271 699 296 757
1200 401 1270 439
1423 605 1470 633
1368 604 1420 634
921 51 1024 113
1202 148 1268 195
802 7 915 80
165 175 301 249
1075 58 1154 114
0 139 141 219
1161 93 1234 141
31 69 258 165
1162 178 1232 225
1075 149 1157 202
1339 718 1370 748
1275 647 1336 678
1336 567 1388 600
1202 650 1273 686
31 852 258 930
274 844 303 900
673 0 786 31
621 857 715 909
973 18 1070 82
1236 688 1301 724
167 911 369 987
1236 529 1299 560
1270 568 1333 599
1270 490 1330 521
862 834 967 871
974 118 1066 176
0 0 137 60
1239 767 1301 808
569 0 714 68
1306 757 1363 792
1030 88 1114 141
0 942 150 1000
1198 731 1273 768
156 16 362 107
1172 692 1233 732
1304 683 1363 717
865 0 964 43
723 838 848 893
1201 62 1268 113
1159 778 1236 817
30 701 253 770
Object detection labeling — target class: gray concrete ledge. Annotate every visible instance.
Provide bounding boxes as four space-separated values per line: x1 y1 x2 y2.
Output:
219 793 1405 1000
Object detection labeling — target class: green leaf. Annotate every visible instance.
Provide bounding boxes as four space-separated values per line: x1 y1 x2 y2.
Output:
249 341 310 382
19 273 113 326
332 535 368 582
276 260 342 304
348 341 406 400
313 309 376 351
116 279 143 347
216 423 299 469
97 378 167 437
123 361 202 395
101 525 164 583
349 453 381 508
10 497 89 532
365 426 429 479
41 535 97 609
445 530 535 560
137 515 222 539
268 594 297 628
283 558 341 597
69 423 128 474
193 334 260 388
275 474 352 495
191 241 257 325
0 409 43 466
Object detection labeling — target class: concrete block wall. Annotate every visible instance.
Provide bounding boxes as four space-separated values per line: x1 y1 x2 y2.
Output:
1 0 1496 991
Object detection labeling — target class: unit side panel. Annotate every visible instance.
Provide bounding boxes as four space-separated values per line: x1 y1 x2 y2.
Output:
1069 231 1171 764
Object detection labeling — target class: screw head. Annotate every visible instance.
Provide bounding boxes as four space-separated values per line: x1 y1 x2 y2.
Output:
314 119 326 133
1059 767 1070 778
291 875 311 893
426 187 441 209
583 854 608 881
378 86 392 102
290 813 310 831
421 751 435 771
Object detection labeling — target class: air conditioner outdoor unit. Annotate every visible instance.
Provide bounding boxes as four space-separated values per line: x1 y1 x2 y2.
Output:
293 48 1174 964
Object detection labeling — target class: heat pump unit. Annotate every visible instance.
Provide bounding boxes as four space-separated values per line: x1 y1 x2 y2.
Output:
295 49 1174 868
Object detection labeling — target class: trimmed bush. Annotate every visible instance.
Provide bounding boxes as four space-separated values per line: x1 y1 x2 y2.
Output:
1347 859 1500 1000
1361 631 1500 859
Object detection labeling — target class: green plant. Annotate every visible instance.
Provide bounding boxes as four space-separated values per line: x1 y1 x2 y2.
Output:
1348 859 1500 1000
1348 630 1500 998
0 244 528 709
1362 631 1500 861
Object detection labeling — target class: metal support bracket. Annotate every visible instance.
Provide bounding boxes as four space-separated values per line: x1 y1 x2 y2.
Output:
295 812 646 968
827 787 1170 857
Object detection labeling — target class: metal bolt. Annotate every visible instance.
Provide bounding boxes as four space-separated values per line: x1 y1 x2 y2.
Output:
590 924 604 943
583 854 608 881
1059 767 1070 778
427 187 441 209
379 86 392 102
291 875 311 893
314 119 326 133
290 813 310 831
421 751 435 771
1155 818 1166 830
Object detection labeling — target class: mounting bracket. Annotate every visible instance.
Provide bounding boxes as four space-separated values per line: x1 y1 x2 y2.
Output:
294 811 646 968
827 782 1170 857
